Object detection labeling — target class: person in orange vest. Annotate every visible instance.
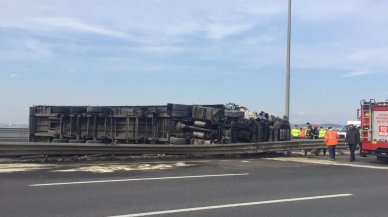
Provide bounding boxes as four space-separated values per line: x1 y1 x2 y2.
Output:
324 127 339 161
299 128 306 138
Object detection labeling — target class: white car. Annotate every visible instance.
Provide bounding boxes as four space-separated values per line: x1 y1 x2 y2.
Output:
338 125 347 139
338 121 361 139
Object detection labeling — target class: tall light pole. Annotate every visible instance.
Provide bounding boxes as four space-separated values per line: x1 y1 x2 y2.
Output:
285 0 291 120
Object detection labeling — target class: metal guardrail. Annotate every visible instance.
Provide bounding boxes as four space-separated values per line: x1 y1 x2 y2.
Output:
0 139 346 157
0 128 29 133
0 128 29 142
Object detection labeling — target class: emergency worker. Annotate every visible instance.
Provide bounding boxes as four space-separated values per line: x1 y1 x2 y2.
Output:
299 128 306 138
324 127 339 161
305 122 314 139
312 124 319 139
291 125 301 138
319 126 326 139
346 124 360 161
357 126 365 157
310 124 320 155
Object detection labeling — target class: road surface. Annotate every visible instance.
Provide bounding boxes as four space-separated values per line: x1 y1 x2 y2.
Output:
1 155 388 217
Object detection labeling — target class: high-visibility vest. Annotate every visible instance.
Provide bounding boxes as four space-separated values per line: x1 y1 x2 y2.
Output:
291 128 300 137
319 129 326 138
324 130 338 146
300 130 306 138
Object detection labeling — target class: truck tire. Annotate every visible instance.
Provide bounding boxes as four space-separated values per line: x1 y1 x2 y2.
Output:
52 107 69 113
70 107 87 113
87 106 105 113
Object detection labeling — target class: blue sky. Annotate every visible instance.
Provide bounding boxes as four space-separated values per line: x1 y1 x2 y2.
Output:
1 0 387 124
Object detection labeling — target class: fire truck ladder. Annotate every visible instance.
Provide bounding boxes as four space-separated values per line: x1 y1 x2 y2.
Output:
360 99 375 141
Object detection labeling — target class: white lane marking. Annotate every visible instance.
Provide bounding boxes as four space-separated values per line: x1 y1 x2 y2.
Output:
265 157 388 170
108 194 353 217
29 173 248 187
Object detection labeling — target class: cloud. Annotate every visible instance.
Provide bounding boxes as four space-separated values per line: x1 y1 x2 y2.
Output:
294 0 370 21
24 39 52 57
147 17 255 40
342 70 373 78
292 44 388 75
30 17 128 38
234 1 284 16
135 45 184 54
164 22 202 36
0 0 284 44
0 38 54 60
164 22 254 40
345 48 388 66
9 73 18 78
0 17 151 44
205 23 253 39
240 34 278 44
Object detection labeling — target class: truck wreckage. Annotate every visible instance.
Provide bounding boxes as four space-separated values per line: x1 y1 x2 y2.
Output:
29 103 290 145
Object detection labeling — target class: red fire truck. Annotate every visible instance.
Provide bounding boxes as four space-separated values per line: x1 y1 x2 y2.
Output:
360 99 388 162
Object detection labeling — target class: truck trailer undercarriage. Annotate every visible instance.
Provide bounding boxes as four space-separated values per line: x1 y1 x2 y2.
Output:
29 104 290 145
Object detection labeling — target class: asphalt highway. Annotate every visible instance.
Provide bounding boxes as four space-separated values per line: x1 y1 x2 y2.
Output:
1 155 388 217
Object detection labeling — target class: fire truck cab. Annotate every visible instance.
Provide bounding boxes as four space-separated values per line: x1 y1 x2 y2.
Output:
360 99 388 162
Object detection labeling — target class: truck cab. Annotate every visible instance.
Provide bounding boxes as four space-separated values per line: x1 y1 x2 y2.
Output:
359 99 388 162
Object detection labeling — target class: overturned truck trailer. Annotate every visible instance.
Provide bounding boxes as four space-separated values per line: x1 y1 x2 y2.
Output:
29 104 290 144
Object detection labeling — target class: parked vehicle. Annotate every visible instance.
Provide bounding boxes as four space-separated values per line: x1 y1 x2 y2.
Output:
29 103 290 145
338 121 361 139
359 99 388 162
